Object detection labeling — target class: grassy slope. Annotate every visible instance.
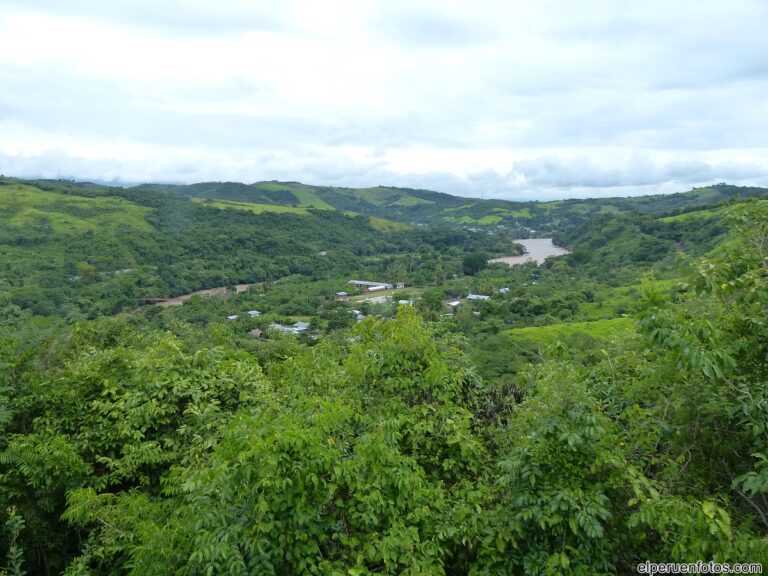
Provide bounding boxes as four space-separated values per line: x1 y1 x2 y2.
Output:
659 210 719 223
145 181 467 223
362 216 410 232
192 198 310 215
0 182 159 285
1 183 153 235
504 317 634 344
254 182 335 209
190 197 410 230
658 199 768 223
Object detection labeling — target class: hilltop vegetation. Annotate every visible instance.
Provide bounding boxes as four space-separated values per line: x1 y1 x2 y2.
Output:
134 179 768 233
14 176 768 238
1 177 768 574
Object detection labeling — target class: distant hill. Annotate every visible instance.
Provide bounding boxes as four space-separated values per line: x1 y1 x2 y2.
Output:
129 180 768 234
133 181 470 222
130 177 768 274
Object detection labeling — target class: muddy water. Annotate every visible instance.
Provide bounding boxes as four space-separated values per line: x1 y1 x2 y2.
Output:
488 238 570 266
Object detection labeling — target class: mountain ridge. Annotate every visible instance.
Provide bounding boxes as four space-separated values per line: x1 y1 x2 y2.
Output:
14 176 766 231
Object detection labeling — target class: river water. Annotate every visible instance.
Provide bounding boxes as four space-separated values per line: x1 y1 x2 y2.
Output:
488 238 570 266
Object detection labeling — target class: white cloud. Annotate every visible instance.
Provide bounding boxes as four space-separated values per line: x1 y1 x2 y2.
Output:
0 0 767 199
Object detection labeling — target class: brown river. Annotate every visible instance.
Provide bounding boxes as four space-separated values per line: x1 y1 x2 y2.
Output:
488 238 570 266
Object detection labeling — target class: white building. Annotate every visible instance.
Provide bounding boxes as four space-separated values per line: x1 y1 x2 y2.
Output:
348 280 394 290
467 294 491 301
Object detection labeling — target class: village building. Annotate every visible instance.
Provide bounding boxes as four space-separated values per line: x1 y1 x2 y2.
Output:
226 314 239 320
467 293 491 301
247 310 261 317
348 280 394 291
269 322 293 334
270 321 310 335
335 291 349 301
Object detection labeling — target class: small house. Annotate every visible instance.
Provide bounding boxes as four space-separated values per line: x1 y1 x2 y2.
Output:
447 300 461 308
293 321 310 333
270 322 295 334
467 294 490 301
226 315 239 321
335 291 349 301
499 287 510 294
247 310 261 317
348 280 394 291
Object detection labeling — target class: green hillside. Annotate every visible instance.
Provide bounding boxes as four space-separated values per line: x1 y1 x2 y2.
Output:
133 180 768 237
189 197 411 232
0 182 153 235
191 197 311 215
0 177 516 318
0 179 398 316
142 180 469 223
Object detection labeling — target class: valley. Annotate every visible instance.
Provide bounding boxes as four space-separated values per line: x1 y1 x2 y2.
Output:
1 177 767 574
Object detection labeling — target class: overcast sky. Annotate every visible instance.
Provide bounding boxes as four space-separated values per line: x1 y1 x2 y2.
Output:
1 0 767 200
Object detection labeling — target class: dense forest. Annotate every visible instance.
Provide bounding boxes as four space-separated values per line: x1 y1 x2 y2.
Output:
1 178 767 574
